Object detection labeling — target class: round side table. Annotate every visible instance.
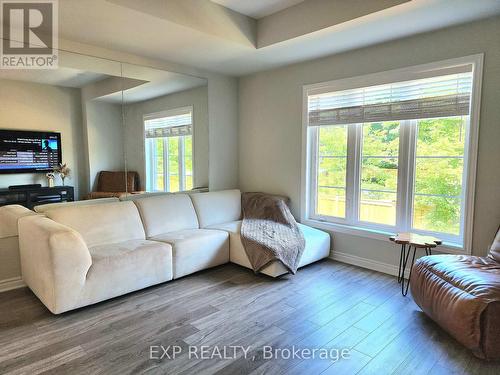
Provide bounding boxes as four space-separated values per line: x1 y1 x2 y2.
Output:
390 233 442 296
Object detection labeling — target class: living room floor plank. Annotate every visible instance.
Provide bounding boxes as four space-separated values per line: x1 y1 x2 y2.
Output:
0 260 498 375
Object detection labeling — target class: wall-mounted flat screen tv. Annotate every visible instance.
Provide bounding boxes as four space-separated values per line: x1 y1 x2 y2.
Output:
0 129 62 174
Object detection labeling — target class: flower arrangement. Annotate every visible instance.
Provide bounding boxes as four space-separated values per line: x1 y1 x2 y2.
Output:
53 163 71 186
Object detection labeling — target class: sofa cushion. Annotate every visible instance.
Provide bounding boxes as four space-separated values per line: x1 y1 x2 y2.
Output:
45 201 145 247
34 198 120 213
133 194 199 237
411 255 500 360
84 239 173 305
206 221 330 277
190 189 241 228
151 229 229 279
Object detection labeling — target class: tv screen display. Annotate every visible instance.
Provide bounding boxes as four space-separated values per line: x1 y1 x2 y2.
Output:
0 130 62 174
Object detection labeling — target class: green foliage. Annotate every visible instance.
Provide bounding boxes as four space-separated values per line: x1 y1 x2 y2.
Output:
360 122 399 198
316 117 466 234
318 126 348 188
413 117 465 234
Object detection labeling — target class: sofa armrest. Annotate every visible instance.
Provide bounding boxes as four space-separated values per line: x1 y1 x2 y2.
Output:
0 204 37 238
19 215 92 314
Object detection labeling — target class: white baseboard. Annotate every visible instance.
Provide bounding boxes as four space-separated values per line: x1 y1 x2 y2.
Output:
0 277 25 292
330 251 410 279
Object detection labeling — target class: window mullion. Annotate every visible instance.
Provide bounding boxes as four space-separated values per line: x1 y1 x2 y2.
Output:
145 138 151 191
346 123 361 225
396 120 411 231
459 115 470 243
179 136 185 191
406 120 417 232
152 139 156 191
309 128 319 218
163 138 169 192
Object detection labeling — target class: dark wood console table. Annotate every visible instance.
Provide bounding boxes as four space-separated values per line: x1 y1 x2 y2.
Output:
0 186 74 210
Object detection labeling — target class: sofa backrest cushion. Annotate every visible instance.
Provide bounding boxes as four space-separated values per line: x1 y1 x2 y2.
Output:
45 201 145 247
34 197 120 213
190 189 241 228
133 194 199 237
488 226 500 262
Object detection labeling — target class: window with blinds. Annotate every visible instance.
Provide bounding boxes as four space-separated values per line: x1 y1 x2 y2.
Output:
308 70 472 126
303 56 482 251
144 107 193 192
144 109 193 138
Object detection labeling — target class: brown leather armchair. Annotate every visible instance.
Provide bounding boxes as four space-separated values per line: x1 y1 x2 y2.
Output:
85 171 142 200
411 227 500 360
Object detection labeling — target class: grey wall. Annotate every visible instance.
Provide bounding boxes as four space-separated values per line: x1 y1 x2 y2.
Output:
209 75 239 191
0 79 85 197
238 16 500 269
84 101 125 192
123 85 209 190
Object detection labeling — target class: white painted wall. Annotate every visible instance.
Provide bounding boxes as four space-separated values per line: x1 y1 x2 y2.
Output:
208 75 239 190
238 16 500 269
123 86 209 189
84 101 125 192
0 79 85 196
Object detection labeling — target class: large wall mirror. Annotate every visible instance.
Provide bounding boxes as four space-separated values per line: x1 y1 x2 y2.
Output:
0 50 209 203
121 63 209 195
0 51 123 199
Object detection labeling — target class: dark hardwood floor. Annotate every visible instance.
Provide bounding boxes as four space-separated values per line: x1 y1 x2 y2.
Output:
0 260 499 375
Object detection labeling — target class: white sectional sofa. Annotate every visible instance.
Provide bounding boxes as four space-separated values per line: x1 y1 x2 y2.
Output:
0 205 38 284
17 189 330 314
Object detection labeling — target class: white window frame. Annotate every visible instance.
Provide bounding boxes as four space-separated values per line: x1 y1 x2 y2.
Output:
143 106 195 192
300 55 483 254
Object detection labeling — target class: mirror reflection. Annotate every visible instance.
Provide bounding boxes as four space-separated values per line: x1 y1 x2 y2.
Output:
0 51 123 201
121 63 208 195
0 51 209 204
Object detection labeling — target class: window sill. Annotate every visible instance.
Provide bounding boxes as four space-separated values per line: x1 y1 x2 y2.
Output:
302 218 468 255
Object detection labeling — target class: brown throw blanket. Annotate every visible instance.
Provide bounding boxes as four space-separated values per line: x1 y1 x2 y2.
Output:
240 192 305 275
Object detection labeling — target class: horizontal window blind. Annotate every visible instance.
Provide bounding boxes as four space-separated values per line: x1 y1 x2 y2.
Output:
308 71 473 126
144 109 192 138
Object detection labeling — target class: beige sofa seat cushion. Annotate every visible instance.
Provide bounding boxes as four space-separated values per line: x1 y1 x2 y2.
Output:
45 201 145 247
207 221 330 277
82 239 173 306
133 194 199 237
151 229 229 279
190 189 241 228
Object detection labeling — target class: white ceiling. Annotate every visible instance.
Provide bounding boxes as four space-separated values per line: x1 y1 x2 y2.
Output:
57 0 500 76
210 0 305 18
